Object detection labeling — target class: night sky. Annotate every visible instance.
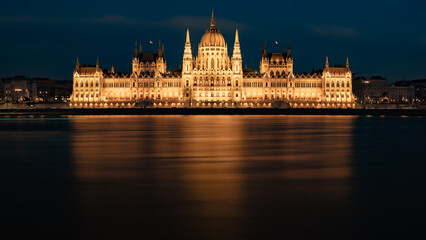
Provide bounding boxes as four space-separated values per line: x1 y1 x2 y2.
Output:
1 0 425 82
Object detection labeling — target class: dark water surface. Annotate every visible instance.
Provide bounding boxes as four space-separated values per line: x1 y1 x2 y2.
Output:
1 115 425 239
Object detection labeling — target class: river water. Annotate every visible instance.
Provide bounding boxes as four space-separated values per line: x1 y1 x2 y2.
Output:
1 115 425 239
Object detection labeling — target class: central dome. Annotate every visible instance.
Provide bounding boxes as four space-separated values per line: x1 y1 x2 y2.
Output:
199 11 226 47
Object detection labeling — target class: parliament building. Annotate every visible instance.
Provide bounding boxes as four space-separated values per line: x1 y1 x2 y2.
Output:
71 12 355 108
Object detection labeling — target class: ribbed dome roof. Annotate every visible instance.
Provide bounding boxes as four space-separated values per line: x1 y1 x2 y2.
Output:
199 11 226 47
200 30 226 47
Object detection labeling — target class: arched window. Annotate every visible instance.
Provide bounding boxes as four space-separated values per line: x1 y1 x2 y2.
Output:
331 82 335 87
347 81 350 87
337 82 340 87
75 82 78 87
270 71 274 76
236 80 239 87
186 80 189 87
266 82 269 87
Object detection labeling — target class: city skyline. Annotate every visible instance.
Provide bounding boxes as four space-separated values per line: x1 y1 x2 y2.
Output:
1 0 426 82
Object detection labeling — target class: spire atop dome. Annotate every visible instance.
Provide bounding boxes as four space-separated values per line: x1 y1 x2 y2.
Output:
210 9 215 29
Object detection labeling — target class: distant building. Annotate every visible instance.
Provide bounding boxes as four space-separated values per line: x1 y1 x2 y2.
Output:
1 76 33 102
394 79 424 102
54 80 73 102
352 76 390 103
34 78 56 102
389 84 415 103
0 76 72 103
352 76 416 104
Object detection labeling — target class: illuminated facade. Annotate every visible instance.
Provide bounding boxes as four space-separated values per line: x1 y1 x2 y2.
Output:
71 12 355 108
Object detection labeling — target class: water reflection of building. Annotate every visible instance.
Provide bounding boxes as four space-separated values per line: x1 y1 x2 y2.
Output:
71 11 355 109
69 115 356 238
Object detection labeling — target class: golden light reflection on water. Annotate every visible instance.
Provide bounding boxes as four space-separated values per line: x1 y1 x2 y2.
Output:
69 115 356 237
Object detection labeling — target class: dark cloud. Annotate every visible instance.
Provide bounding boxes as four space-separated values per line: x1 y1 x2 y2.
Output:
0 0 425 82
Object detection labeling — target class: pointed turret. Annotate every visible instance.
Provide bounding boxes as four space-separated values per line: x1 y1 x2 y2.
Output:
96 57 99 67
75 57 80 72
183 28 193 73
185 27 191 44
111 64 115 74
162 43 165 57
134 41 138 58
325 56 329 69
346 56 349 68
139 44 142 55
232 28 242 72
232 28 241 57
286 41 292 58
158 40 163 58
262 41 267 58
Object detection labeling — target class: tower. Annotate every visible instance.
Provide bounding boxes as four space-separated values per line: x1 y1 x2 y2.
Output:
260 41 269 74
75 57 80 72
132 40 139 73
182 28 193 73
286 41 293 74
156 40 166 74
232 28 242 73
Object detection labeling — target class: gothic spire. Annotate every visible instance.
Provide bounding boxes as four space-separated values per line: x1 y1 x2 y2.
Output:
326 56 329 69
183 28 192 61
262 41 267 58
287 40 292 58
162 43 165 57
96 57 99 67
139 43 142 54
185 27 191 44
210 9 215 28
158 40 162 58
134 40 138 58
234 28 240 44
75 57 80 72
346 56 349 68
232 28 241 59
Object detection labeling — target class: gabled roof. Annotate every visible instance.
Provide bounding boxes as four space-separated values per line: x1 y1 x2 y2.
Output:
139 52 159 63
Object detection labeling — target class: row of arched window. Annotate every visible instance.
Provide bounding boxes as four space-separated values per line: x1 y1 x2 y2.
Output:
326 81 350 88
75 81 99 88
